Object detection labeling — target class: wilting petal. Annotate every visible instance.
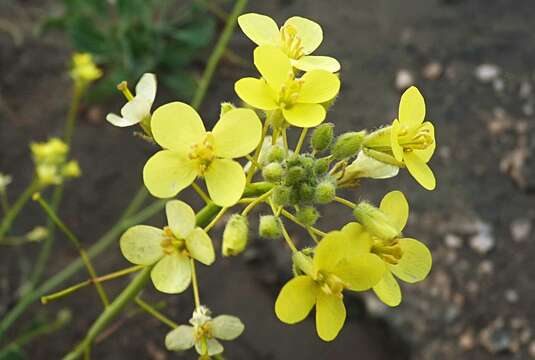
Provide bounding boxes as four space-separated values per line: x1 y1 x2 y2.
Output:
373 270 401 307
404 151 436 190
390 238 432 283
234 77 278 110
186 228 215 266
283 103 326 128
275 276 317 324
238 13 280 46
297 70 340 104
292 55 340 73
254 45 292 91
135 73 157 104
204 159 245 206
315 291 345 341
399 86 425 128
119 225 164 265
166 200 196 239
379 190 409 233
284 16 323 55
151 253 191 294
143 150 197 198
212 108 262 158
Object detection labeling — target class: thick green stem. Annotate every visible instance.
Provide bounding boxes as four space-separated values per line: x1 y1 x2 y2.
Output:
0 179 39 239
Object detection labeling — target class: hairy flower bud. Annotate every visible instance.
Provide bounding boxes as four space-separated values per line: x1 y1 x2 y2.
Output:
314 158 330 176
310 123 334 153
353 202 399 240
259 215 282 239
266 145 286 163
272 185 292 207
298 183 315 203
285 166 305 185
222 214 249 256
262 162 284 183
332 131 366 160
219 102 236 117
292 251 314 277
296 206 319 226
314 180 336 204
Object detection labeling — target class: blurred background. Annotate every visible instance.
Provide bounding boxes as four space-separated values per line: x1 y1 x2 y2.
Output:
1 0 535 359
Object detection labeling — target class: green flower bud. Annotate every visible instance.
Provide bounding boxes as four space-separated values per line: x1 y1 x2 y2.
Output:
353 202 399 240
296 206 319 226
314 158 330 176
262 162 284 183
272 185 292 207
266 145 286 163
222 214 249 256
298 183 315 203
259 215 282 239
314 180 336 204
62 160 82 178
332 131 366 160
310 123 334 153
285 166 305 185
292 251 314 276
220 102 236 117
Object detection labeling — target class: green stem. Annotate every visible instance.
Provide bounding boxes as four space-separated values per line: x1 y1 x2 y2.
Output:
334 196 356 209
190 259 201 310
294 128 308 154
135 297 178 329
0 179 39 239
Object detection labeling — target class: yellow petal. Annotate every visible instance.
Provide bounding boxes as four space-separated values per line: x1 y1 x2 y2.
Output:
404 151 436 190
283 103 326 128
340 222 373 254
212 108 262 158
399 86 425 128
186 228 215 266
373 270 401 307
414 121 435 162
333 253 386 291
297 70 340 104
234 78 278 110
315 291 345 341
313 231 348 274
254 45 292 91
238 13 280 46
151 254 191 294
379 191 409 233
166 200 196 239
204 159 245 207
292 56 341 73
275 276 317 324
390 119 404 162
151 102 206 152
390 238 432 283
143 150 197 198
284 16 323 55
120 225 164 265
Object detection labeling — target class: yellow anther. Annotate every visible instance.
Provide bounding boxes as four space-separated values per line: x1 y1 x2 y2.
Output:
188 133 216 175
280 24 305 59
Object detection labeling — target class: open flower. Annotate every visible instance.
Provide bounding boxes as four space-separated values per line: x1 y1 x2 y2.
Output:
143 102 262 206
106 73 157 128
120 200 215 294
275 231 384 341
165 306 244 357
344 191 432 307
238 13 340 72
235 45 340 128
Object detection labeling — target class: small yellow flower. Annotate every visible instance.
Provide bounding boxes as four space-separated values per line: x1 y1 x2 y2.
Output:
275 232 384 341
120 200 215 294
143 102 262 206
70 53 102 85
235 45 340 128
344 191 432 307
238 13 340 73
30 138 80 186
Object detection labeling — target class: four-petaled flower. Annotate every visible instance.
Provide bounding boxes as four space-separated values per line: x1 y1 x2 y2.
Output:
238 13 340 73
143 102 262 206
275 230 384 341
235 45 340 128
120 200 215 294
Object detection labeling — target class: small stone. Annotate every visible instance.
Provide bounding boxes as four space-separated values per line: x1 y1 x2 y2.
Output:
422 61 443 80
523 102 534 116
504 289 519 303
510 218 531 242
519 81 532 98
478 260 494 275
475 64 501 83
459 329 475 350
493 78 505 92
529 341 535 358
396 69 414 89
479 321 513 354
444 233 462 248
469 222 494 254
520 328 532 344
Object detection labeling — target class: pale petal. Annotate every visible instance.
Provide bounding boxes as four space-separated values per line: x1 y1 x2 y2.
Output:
373 270 401 307
390 119 404 162
284 16 323 55
315 291 345 341
151 254 191 294
106 113 137 128
404 151 436 190
283 103 326 128
379 190 409 233
254 45 292 91
238 13 280 46
105 97 151 127
195 338 224 356
143 150 197 198
165 200 196 239
390 238 432 283
333 253 386 291
165 325 195 351
275 276 317 324
212 108 262 158
211 315 245 340
345 151 399 179
135 73 157 104
297 70 340 104
234 78 278 110
399 86 425 127
292 56 341 73
186 228 215 265
119 225 164 265
204 159 245 207
151 102 205 152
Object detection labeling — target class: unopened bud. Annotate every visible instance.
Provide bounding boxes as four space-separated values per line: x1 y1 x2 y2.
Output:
62 160 82 178
353 202 399 240
296 206 319 226
292 251 314 276
222 214 249 256
314 180 336 204
298 183 315 203
285 166 305 185
266 145 286 163
272 185 292 207
314 158 330 176
310 123 334 153
220 102 236 117
332 131 366 160
259 215 282 239
262 162 284 183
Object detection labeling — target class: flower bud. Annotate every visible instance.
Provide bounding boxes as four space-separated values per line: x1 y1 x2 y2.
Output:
272 185 292 207
292 251 314 276
353 202 399 240
259 215 282 239
266 145 286 163
285 166 305 185
314 180 336 204
332 131 366 160
298 183 315 203
222 214 249 256
62 160 82 178
339 151 399 185
262 162 284 183
310 123 334 153
219 102 236 117
314 158 330 176
296 206 319 226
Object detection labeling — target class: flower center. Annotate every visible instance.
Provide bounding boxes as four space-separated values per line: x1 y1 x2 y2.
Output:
397 125 434 152
371 238 403 265
278 75 304 109
189 133 216 175
280 24 305 59
194 322 214 341
160 227 187 255
316 271 345 298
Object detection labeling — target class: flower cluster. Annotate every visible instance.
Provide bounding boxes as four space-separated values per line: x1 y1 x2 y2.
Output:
69 53 102 88
30 138 81 187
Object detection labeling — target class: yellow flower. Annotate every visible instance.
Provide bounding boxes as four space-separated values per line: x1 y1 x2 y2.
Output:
275 231 384 341
143 102 262 206
235 45 340 128
120 200 215 294
70 53 102 85
344 191 432 307
238 13 340 72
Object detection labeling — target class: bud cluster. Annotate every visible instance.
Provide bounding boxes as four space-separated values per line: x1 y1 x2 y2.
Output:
30 138 81 186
